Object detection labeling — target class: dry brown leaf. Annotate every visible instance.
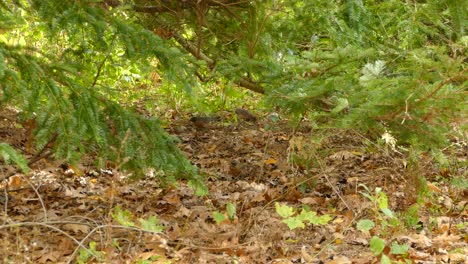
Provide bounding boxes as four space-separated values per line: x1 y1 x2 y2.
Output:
64 186 86 198
328 151 356 161
299 197 320 205
37 250 62 263
447 252 467 263
325 256 352 264
7 175 24 188
173 206 191 218
251 193 266 203
62 223 90 234
433 233 461 245
265 157 277 165
301 246 317 262
163 192 181 205
139 249 169 262
427 182 442 193
398 234 432 249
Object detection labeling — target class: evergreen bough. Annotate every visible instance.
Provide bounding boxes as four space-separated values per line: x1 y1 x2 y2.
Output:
0 0 465 184
1 1 204 191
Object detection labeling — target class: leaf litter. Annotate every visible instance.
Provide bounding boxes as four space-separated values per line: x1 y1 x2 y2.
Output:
0 108 467 263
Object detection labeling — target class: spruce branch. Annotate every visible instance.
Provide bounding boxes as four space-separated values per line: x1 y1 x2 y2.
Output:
172 32 265 93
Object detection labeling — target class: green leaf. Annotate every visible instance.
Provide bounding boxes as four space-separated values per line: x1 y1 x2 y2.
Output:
381 254 391 264
112 205 135 227
275 203 295 218
357 219 375 232
332 98 349 113
390 241 409 255
381 208 395 218
112 238 122 251
318 214 332 225
370 236 386 255
377 192 394 217
188 179 208 196
285 209 331 228
296 210 316 221
212 211 226 224
282 217 305 230
226 202 236 220
138 216 163 233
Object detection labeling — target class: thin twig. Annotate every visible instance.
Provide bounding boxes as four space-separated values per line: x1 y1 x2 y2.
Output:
2 183 8 225
20 175 48 222
66 224 168 264
0 221 97 257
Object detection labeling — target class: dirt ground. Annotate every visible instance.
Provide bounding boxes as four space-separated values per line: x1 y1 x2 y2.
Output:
0 107 466 263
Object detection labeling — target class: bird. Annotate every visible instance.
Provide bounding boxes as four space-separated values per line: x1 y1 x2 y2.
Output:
189 116 221 128
235 108 257 122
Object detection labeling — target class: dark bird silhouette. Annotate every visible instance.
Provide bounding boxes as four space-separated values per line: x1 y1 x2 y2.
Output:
235 108 257 122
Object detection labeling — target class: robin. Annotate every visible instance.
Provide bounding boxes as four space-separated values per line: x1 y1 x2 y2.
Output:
235 108 257 122
189 116 221 128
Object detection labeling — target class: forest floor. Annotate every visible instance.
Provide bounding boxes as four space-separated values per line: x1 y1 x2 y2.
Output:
0 108 466 264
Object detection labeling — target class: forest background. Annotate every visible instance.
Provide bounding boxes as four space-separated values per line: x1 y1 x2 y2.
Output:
0 0 466 263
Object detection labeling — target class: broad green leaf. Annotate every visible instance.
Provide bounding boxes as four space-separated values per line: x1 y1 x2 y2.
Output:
390 241 409 255
310 214 332 225
377 192 388 209
370 236 386 255
283 217 305 230
296 210 316 221
381 254 391 264
226 202 236 220
139 216 163 233
381 208 395 218
357 219 375 232
301 204 311 212
213 211 226 224
275 203 295 218
112 205 135 227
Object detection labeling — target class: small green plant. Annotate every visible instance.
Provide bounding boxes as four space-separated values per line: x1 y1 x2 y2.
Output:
77 241 105 264
359 184 400 230
135 255 167 264
356 219 375 235
368 236 411 264
213 202 237 224
275 203 331 230
404 204 422 230
358 185 412 263
75 207 165 263
112 205 164 232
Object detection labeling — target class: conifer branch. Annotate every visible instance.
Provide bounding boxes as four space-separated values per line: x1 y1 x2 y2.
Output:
172 32 265 94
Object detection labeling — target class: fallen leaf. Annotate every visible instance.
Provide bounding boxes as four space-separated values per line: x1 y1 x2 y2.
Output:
62 223 90 234
326 256 351 264
427 182 442 193
173 206 191 218
38 250 62 263
329 151 356 160
299 197 319 205
301 246 317 262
